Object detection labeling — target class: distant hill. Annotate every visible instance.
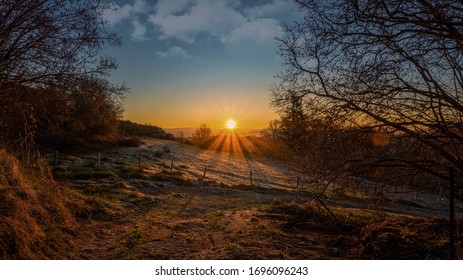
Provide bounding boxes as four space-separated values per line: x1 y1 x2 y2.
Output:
118 120 175 140
165 127 263 137
164 128 197 137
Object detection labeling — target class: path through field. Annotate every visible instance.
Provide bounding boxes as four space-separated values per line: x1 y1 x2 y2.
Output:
57 139 450 259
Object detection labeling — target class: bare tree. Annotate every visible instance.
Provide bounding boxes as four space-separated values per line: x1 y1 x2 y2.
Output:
0 0 120 87
193 123 212 142
274 0 463 189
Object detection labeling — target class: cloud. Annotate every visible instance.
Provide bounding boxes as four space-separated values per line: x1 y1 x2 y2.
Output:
154 46 194 60
132 0 148 13
222 18 283 45
102 0 151 42
102 3 131 25
220 18 284 58
243 0 294 19
131 18 149 42
107 0 294 50
149 0 246 43
155 0 192 17
102 0 148 25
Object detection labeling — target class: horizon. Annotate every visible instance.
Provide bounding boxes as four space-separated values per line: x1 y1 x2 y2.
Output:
163 126 264 137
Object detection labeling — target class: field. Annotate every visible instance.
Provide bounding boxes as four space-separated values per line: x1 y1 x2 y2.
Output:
48 139 459 259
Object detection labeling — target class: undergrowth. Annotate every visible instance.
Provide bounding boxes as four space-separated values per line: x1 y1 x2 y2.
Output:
0 149 84 259
269 200 461 259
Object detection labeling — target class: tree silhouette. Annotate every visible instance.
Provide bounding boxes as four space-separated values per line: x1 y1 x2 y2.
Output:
193 123 212 142
274 0 463 189
0 0 124 149
0 0 120 87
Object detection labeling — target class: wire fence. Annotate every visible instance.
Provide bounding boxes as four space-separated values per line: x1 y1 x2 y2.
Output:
46 140 461 216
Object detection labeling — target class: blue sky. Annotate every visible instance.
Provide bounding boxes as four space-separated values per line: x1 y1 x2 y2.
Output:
103 0 300 129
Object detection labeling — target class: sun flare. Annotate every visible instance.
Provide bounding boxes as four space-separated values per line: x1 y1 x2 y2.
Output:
226 119 237 129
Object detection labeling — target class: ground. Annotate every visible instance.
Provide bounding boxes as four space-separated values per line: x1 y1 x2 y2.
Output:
51 139 456 259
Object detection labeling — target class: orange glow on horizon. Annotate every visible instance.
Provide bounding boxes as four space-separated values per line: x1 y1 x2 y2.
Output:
123 88 278 130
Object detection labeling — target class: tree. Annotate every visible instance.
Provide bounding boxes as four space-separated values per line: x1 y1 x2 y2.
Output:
274 0 463 189
272 90 309 153
0 0 124 150
193 123 212 141
0 0 120 87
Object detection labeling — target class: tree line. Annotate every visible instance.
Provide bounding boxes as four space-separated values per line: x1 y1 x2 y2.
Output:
0 0 125 152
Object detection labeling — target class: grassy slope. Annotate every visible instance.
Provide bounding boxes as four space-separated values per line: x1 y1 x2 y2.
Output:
0 149 84 259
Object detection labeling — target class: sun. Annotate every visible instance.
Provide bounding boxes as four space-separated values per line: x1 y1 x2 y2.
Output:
226 119 237 129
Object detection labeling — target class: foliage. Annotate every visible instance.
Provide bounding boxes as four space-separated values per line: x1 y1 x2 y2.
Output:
118 120 175 140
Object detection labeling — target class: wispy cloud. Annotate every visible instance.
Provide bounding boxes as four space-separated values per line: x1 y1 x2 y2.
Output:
149 0 245 44
155 0 192 17
102 0 148 25
131 18 149 42
221 18 283 45
103 0 151 42
154 46 194 60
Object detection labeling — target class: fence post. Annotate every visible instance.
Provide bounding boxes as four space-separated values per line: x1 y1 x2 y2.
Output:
449 167 456 260
439 184 443 204
138 155 142 171
203 166 207 179
250 171 253 185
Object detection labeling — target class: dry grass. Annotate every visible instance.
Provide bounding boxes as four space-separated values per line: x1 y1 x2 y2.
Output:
351 217 461 259
268 199 461 259
0 149 83 259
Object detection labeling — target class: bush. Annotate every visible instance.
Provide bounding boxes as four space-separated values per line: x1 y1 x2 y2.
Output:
0 78 125 151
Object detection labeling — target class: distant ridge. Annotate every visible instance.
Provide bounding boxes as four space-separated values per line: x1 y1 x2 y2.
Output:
164 128 197 137
165 127 263 137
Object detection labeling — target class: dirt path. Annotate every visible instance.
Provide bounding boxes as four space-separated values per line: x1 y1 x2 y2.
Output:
57 139 448 259
72 181 348 259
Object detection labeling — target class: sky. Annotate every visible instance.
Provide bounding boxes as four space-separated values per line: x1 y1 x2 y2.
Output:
102 0 301 130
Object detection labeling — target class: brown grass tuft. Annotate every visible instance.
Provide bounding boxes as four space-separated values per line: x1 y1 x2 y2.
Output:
351 217 461 259
0 149 81 259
